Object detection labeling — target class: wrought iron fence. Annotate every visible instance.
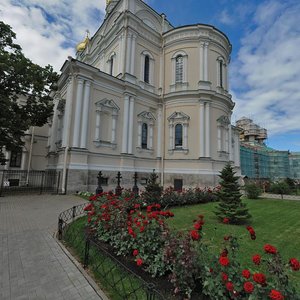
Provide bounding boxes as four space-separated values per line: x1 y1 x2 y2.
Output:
0 170 60 196
58 204 167 300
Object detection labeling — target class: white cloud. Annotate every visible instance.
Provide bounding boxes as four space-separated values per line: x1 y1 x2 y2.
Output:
231 0 300 137
0 0 106 71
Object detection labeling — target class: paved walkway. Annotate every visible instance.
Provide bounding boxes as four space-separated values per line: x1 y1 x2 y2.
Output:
262 193 300 201
0 194 107 300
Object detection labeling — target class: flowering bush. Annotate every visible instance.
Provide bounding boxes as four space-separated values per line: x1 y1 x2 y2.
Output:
84 193 300 299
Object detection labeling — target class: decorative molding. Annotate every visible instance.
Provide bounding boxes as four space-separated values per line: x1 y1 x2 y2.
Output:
168 111 190 122
217 115 230 126
95 98 120 111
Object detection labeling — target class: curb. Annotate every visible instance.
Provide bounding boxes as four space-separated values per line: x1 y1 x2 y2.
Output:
53 231 110 300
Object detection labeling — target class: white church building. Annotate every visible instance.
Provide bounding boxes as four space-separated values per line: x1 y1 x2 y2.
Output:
47 0 241 193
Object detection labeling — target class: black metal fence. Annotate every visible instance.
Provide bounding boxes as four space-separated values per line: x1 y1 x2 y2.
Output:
58 204 167 300
0 170 60 196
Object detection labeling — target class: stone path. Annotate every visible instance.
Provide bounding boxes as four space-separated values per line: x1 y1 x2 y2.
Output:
0 194 108 300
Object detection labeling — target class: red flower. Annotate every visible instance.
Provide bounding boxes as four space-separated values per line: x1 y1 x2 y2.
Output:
224 235 230 241
226 281 234 291
193 222 202 230
133 249 139 256
269 289 284 300
136 258 143 266
219 256 230 267
221 272 228 282
242 269 251 279
253 273 266 285
246 226 256 240
244 281 254 293
84 203 93 211
252 254 261 265
289 258 300 271
223 218 230 224
190 230 200 240
264 244 277 254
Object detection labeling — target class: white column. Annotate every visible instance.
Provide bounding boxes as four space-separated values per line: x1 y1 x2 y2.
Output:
94 110 101 140
205 102 211 157
62 77 73 147
111 113 117 144
72 78 84 148
183 124 188 149
204 42 209 81
128 96 134 154
21 151 26 170
130 35 136 75
121 95 130 153
217 127 222 151
169 124 173 150
199 102 205 157
157 106 162 157
199 42 204 81
150 59 154 86
80 81 91 148
171 58 175 85
183 55 187 82
149 124 153 149
118 35 124 74
137 122 142 148
225 128 229 153
235 135 240 166
49 102 59 152
125 34 132 74
229 124 233 161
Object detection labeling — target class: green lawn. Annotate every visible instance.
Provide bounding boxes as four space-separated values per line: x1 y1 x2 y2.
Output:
167 198 300 283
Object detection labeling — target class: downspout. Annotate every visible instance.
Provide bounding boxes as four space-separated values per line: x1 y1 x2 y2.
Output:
61 57 75 194
160 15 166 187
26 126 35 185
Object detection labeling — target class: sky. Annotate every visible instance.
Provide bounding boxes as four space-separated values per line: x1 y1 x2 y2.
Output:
0 0 299 152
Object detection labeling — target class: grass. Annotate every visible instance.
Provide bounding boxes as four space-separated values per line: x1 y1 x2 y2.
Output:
63 217 151 300
167 198 300 283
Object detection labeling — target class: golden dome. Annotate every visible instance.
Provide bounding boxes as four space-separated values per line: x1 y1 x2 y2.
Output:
76 31 90 52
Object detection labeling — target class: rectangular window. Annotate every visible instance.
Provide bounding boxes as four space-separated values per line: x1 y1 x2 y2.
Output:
174 179 183 192
9 151 22 168
101 177 108 186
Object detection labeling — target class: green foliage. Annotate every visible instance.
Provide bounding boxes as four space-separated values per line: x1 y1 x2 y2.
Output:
270 182 291 195
140 170 163 204
0 21 58 164
215 163 251 224
244 183 262 199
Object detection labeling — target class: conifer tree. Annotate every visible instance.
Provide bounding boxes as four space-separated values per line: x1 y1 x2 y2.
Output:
142 170 163 204
215 163 251 224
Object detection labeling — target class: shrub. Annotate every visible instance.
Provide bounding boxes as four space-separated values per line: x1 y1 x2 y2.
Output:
244 183 262 199
270 182 291 195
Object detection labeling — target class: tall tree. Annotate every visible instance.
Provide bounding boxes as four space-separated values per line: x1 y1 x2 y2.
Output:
0 21 58 165
215 163 251 224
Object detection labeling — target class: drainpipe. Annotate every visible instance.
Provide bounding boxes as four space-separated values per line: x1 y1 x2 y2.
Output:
61 57 75 194
160 15 166 187
26 126 35 185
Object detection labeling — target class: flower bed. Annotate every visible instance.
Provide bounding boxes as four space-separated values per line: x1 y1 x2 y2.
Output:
84 192 300 299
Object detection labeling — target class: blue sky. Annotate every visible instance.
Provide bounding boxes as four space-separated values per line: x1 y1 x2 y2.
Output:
1 0 299 152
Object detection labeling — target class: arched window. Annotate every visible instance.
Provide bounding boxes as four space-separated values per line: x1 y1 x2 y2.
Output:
141 123 148 149
175 55 183 83
219 60 223 87
144 55 150 83
175 124 183 147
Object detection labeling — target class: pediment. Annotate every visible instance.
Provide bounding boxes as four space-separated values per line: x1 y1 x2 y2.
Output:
217 115 230 125
95 99 120 111
137 111 156 120
168 111 190 121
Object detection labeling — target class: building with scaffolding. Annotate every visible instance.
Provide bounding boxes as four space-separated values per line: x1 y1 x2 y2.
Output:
237 117 298 181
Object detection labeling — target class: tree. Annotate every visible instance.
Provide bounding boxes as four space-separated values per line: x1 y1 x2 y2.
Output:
0 21 58 165
215 163 251 224
141 170 163 204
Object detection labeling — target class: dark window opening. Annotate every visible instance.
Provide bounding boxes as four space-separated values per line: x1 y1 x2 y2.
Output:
219 60 223 87
175 124 183 147
110 58 114 75
142 123 148 149
9 151 22 168
144 55 150 83
101 177 109 186
174 179 183 192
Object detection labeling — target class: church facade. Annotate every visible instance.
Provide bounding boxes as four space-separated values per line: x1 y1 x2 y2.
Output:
48 0 241 193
